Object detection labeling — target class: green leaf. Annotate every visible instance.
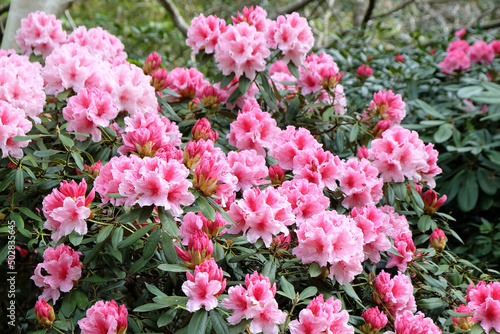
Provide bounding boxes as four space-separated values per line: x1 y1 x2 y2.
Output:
209 310 230 334
457 85 483 99
106 193 127 199
69 231 83 246
0 170 15 192
130 256 149 273
188 309 208 334
349 124 359 143
343 282 363 306
197 196 216 221
308 262 322 277
71 151 85 171
262 259 276 283
410 186 424 209
157 93 182 122
433 123 454 143
154 295 189 307
118 224 153 249
470 323 485 334
206 197 234 225
298 286 318 301
9 212 24 229
96 225 114 244
279 276 296 300
15 168 24 193
285 96 300 123
133 303 170 312
477 168 497 195
162 233 179 264
157 264 189 273
12 134 44 141
61 291 77 317
415 99 445 120
18 207 42 222
417 297 448 309
143 228 161 258
74 289 89 310
227 85 242 103
112 227 123 250
288 62 300 79
470 92 500 104
138 205 154 224
158 308 177 327
417 215 433 232
220 73 235 88
238 75 251 94
158 206 179 235
487 150 500 165
58 134 74 148
229 320 252 334
83 242 106 265
458 172 478 212
146 282 168 298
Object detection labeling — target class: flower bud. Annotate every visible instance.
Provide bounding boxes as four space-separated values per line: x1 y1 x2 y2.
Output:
270 233 291 258
35 298 55 328
150 68 169 91
356 64 373 78
269 165 285 185
372 119 391 138
200 212 225 239
143 51 161 75
429 228 446 252
360 307 388 334
188 230 214 266
422 190 447 214
191 118 219 142
357 146 369 160
429 49 436 55
193 156 220 196
452 304 475 331
395 54 405 63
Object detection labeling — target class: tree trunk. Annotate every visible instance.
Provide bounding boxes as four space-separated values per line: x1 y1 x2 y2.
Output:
1 0 73 51
352 0 365 28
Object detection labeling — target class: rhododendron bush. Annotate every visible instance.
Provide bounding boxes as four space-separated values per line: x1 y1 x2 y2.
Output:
1 8 500 334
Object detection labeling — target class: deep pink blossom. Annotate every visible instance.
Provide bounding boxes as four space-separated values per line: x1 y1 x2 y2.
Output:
35 298 55 328
365 89 406 126
227 149 270 191
78 300 128 334
422 190 447 214
447 40 470 53
469 40 495 64
191 118 219 142
15 11 67 58
490 40 500 55
215 22 270 80
455 28 467 39
228 187 295 247
374 270 416 317
467 281 500 333
429 227 446 252
183 138 225 170
356 64 373 77
42 179 95 241
165 67 209 101
269 165 285 185
391 311 442 334
338 158 383 209
187 14 227 55
31 244 81 303
266 12 314 66
439 50 470 75
198 84 229 109
143 51 161 75
395 54 405 63
232 6 270 33
0 101 32 159
67 26 127 62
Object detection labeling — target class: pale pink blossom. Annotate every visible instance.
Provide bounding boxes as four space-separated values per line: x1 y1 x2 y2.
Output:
63 87 118 142
391 311 442 334
266 12 314 66
15 11 67 58
338 158 383 209
232 6 270 33
379 205 411 240
182 258 226 312
227 99 280 156
227 149 270 191
0 54 45 122
292 148 343 191
215 22 270 80
0 101 32 159
365 89 406 126
31 244 81 303
469 40 495 64
298 52 340 94
374 270 416 317
278 179 329 225
386 232 416 272
350 205 392 263
42 179 95 241
293 211 364 284
439 50 470 75
78 300 128 334
67 26 127 62
467 281 500 333
228 187 295 247
268 126 322 170
187 14 227 55
118 112 181 156
165 67 209 101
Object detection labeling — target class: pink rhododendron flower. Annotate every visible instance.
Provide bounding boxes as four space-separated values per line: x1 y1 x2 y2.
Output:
176 230 214 267
182 258 226 312
164 67 209 101
455 28 467 38
15 11 67 58
150 68 168 91
490 40 500 55
198 84 229 109
78 300 128 334
361 307 387 333
222 271 285 334
227 99 280 156
191 118 219 142
42 179 95 241
183 138 225 170
468 40 495 64
67 26 127 62
356 64 373 77
374 270 416 317
447 39 470 53
63 87 118 142
422 190 447 214
294 211 364 284
379 205 411 240
467 281 500 333
350 205 392 263
0 54 45 123
227 149 270 191
338 158 383 209
232 6 270 33
386 232 416 272
143 51 161 75
269 165 285 185
439 50 470 75
269 126 322 170
390 310 442 334
368 126 441 186
292 148 343 191
215 22 270 80
0 101 32 159
31 244 81 303
118 112 181 157
228 187 295 247
179 211 226 244
278 179 329 225
452 304 475 331
289 294 354 334
429 227 447 252
266 12 314 66
365 89 406 126
35 298 55 328
298 52 340 94
187 14 227 55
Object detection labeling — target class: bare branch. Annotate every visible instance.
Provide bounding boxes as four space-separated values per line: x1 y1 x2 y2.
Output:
479 18 500 30
362 0 377 26
0 3 10 16
156 0 188 37
371 0 414 20
270 0 319 19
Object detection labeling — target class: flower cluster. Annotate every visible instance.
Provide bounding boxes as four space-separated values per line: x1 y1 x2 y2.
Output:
0 101 32 159
78 300 128 334
374 270 416 317
467 281 500 333
222 271 286 334
227 149 270 191
388 311 442 334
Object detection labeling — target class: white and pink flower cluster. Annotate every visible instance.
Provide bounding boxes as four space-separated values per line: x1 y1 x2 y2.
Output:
187 6 314 80
289 294 354 334
222 271 286 334
439 33 500 75
31 244 82 303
